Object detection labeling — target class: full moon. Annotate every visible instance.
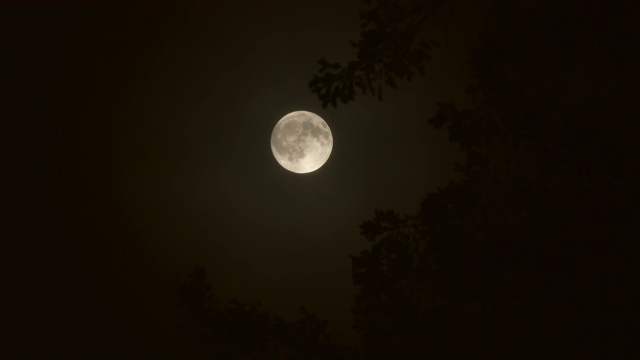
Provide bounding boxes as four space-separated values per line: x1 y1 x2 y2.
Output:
271 111 333 174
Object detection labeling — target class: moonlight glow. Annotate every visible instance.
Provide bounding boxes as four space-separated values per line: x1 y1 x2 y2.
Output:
271 111 333 174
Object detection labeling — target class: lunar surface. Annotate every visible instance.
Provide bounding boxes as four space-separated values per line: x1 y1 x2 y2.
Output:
271 111 333 174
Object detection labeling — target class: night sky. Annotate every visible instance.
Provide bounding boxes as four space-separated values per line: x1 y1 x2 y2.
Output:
27 0 466 353
11 0 639 358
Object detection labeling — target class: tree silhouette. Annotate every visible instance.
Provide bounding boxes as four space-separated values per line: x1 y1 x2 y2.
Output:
308 0 442 107
178 266 357 360
313 0 639 358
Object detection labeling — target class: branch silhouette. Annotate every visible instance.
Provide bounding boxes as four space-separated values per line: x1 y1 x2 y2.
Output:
309 0 443 107
310 0 639 358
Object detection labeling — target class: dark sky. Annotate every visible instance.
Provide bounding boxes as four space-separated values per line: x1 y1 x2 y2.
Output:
13 0 486 356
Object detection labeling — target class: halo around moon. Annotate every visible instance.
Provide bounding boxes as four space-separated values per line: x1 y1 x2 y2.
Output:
271 111 333 174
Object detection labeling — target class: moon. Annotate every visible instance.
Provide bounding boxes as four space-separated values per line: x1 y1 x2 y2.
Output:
271 111 333 174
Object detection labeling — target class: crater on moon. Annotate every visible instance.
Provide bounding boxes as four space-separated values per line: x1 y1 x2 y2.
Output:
271 111 333 174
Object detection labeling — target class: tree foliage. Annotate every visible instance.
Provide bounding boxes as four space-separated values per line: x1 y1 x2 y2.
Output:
178 266 356 360
338 0 639 358
308 0 442 107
